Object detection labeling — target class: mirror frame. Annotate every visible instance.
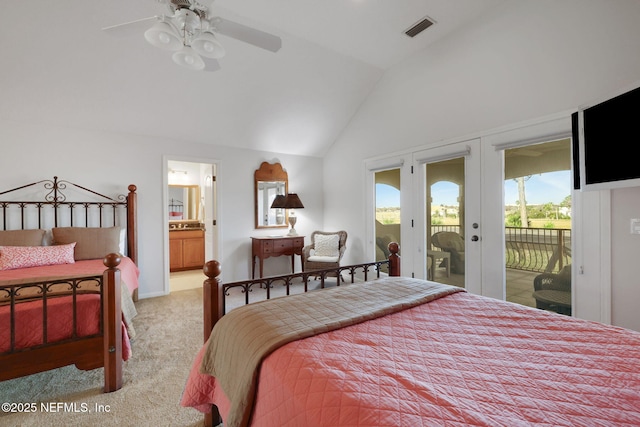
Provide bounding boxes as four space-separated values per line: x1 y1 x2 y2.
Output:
168 184 201 222
255 162 288 229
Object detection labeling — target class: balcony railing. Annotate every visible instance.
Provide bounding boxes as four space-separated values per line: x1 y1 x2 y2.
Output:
430 225 571 274
505 227 570 273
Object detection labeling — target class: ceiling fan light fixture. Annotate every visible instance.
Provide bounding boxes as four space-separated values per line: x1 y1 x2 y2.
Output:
172 46 205 71
144 21 182 51
104 3 283 73
192 31 225 58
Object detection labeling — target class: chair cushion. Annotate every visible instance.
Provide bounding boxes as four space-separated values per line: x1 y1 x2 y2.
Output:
308 255 340 263
314 234 340 257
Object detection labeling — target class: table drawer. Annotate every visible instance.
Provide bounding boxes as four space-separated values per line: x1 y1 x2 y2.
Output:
274 239 293 251
261 240 273 254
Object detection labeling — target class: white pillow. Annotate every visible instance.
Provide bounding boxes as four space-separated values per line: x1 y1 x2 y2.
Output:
314 234 340 257
119 228 127 255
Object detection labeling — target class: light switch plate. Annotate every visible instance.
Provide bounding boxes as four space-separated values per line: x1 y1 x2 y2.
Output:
631 218 640 234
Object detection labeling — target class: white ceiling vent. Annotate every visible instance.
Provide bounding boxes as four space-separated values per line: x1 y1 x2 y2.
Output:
404 16 435 38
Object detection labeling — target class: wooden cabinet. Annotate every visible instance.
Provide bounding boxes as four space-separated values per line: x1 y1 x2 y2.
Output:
252 236 305 278
170 229 205 272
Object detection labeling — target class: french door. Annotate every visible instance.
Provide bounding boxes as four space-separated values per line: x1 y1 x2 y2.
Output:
412 140 482 294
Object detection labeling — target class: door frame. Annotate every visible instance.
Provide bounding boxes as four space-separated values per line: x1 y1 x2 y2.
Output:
163 155 220 295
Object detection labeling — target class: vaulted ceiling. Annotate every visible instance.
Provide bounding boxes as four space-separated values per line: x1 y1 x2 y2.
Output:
0 0 505 157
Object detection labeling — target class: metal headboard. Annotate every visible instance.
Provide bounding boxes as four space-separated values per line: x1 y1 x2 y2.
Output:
0 176 138 264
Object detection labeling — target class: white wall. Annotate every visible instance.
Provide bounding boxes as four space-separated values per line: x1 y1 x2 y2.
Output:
323 1 640 330
0 120 323 298
611 187 640 330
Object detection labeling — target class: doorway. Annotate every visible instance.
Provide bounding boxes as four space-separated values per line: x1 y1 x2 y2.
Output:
165 158 218 293
413 140 481 292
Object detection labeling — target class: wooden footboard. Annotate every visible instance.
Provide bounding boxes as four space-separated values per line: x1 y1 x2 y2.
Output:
0 254 124 393
200 242 400 427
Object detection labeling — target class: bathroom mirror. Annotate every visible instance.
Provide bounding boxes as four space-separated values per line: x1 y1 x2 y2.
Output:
255 162 288 229
168 185 201 221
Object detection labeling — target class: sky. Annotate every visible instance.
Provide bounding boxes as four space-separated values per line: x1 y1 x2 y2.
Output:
376 170 571 207
503 171 571 206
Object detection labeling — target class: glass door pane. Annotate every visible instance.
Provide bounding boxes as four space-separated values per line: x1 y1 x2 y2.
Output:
375 169 401 269
413 140 480 291
504 139 573 315
426 158 466 288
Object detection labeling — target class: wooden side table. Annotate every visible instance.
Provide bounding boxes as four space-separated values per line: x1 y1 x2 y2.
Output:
252 236 305 278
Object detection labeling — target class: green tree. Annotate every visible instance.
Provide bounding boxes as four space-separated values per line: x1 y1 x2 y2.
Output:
506 211 522 227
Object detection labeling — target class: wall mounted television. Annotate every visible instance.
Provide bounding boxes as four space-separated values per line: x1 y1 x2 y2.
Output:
573 83 640 191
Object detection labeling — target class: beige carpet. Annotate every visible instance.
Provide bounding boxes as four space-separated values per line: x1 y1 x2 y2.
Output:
0 275 346 427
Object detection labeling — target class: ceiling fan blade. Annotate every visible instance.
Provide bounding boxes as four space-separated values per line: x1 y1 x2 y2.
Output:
213 17 282 53
202 57 221 72
102 16 159 37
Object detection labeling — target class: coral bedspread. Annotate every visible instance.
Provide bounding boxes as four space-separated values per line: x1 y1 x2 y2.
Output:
182 279 640 427
0 257 139 358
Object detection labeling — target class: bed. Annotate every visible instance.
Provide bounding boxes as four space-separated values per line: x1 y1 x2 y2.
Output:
181 244 640 427
0 176 139 393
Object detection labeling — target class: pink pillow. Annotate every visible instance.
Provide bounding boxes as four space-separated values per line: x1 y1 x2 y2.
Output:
0 243 76 270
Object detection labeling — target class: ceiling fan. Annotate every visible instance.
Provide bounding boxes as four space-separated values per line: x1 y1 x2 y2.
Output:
102 0 282 71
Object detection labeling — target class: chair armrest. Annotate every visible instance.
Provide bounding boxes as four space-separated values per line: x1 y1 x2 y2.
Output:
338 246 346 257
302 244 314 259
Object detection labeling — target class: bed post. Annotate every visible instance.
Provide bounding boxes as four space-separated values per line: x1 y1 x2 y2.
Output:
103 253 123 393
202 260 224 427
388 242 400 277
126 184 138 302
203 260 223 343
126 184 138 265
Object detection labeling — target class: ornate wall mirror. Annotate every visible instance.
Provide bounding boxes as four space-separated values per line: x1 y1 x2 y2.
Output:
255 162 288 229
168 185 201 221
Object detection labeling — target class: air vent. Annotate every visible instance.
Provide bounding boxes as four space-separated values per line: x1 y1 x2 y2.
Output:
404 16 435 38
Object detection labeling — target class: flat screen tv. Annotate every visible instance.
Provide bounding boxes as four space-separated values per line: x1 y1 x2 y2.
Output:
573 84 640 191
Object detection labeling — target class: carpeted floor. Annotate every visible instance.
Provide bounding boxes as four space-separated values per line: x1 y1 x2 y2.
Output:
0 275 346 427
